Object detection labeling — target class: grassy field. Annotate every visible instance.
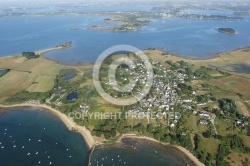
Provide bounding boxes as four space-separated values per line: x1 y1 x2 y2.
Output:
215 118 235 136
205 76 250 100
146 47 250 78
225 152 250 166
0 70 31 99
236 101 250 117
26 75 56 92
199 136 220 154
0 56 66 101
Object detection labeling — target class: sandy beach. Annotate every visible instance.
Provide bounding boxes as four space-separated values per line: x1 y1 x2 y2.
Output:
118 134 205 166
0 104 95 149
0 104 204 165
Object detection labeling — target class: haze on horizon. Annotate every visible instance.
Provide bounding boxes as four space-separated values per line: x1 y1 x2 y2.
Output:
1 0 250 6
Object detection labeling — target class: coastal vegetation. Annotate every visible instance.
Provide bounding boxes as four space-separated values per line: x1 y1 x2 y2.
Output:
22 51 39 59
0 47 250 166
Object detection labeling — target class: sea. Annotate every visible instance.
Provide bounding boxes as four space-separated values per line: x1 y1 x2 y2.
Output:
0 6 250 63
0 108 194 166
0 108 90 166
90 138 195 166
0 4 250 166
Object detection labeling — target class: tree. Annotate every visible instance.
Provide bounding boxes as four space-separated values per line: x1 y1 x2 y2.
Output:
111 128 116 137
22 51 39 59
147 124 154 133
247 126 250 136
104 131 112 139
218 99 237 117
216 144 230 166
194 134 200 150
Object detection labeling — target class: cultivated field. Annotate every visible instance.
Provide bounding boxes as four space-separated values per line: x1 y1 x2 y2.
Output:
236 101 250 117
205 75 250 100
0 56 66 100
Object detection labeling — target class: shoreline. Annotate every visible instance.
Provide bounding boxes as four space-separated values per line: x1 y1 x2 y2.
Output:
155 45 250 61
36 41 72 57
117 134 205 166
0 104 95 149
36 42 96 66
0 104 204 166
37 44 250 66
1 41 249 66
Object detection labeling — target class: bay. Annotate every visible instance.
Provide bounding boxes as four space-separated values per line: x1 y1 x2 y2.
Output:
0 108 90 166
0 13 249 63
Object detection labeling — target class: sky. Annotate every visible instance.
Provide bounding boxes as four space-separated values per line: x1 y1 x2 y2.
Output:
1 0 249 6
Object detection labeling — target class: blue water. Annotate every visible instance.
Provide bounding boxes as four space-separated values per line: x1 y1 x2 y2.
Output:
0 69 7 76
67 92 78 100
0 108 89 166
90 138 194 166
0 13 250 63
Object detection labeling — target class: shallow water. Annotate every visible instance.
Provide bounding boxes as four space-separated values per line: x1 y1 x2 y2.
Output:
90 138 194 166
0 69 7 76
64 69 77 81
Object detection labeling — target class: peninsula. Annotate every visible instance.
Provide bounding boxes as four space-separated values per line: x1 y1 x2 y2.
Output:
0 45 250 166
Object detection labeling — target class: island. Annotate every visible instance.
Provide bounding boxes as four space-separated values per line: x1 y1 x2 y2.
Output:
233 11 249 16
217 28 236 34
90 16 151 32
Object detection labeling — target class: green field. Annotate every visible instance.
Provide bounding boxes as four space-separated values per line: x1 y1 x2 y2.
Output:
0 56 67 101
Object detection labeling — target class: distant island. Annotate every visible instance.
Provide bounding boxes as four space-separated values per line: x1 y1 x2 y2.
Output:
217 28 236 34
90 17 151 32
233 11 249 16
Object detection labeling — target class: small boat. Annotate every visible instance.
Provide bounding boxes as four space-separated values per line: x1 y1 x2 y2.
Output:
27 153 30 155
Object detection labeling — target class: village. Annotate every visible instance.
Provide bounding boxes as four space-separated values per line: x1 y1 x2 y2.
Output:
17 52 248 142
